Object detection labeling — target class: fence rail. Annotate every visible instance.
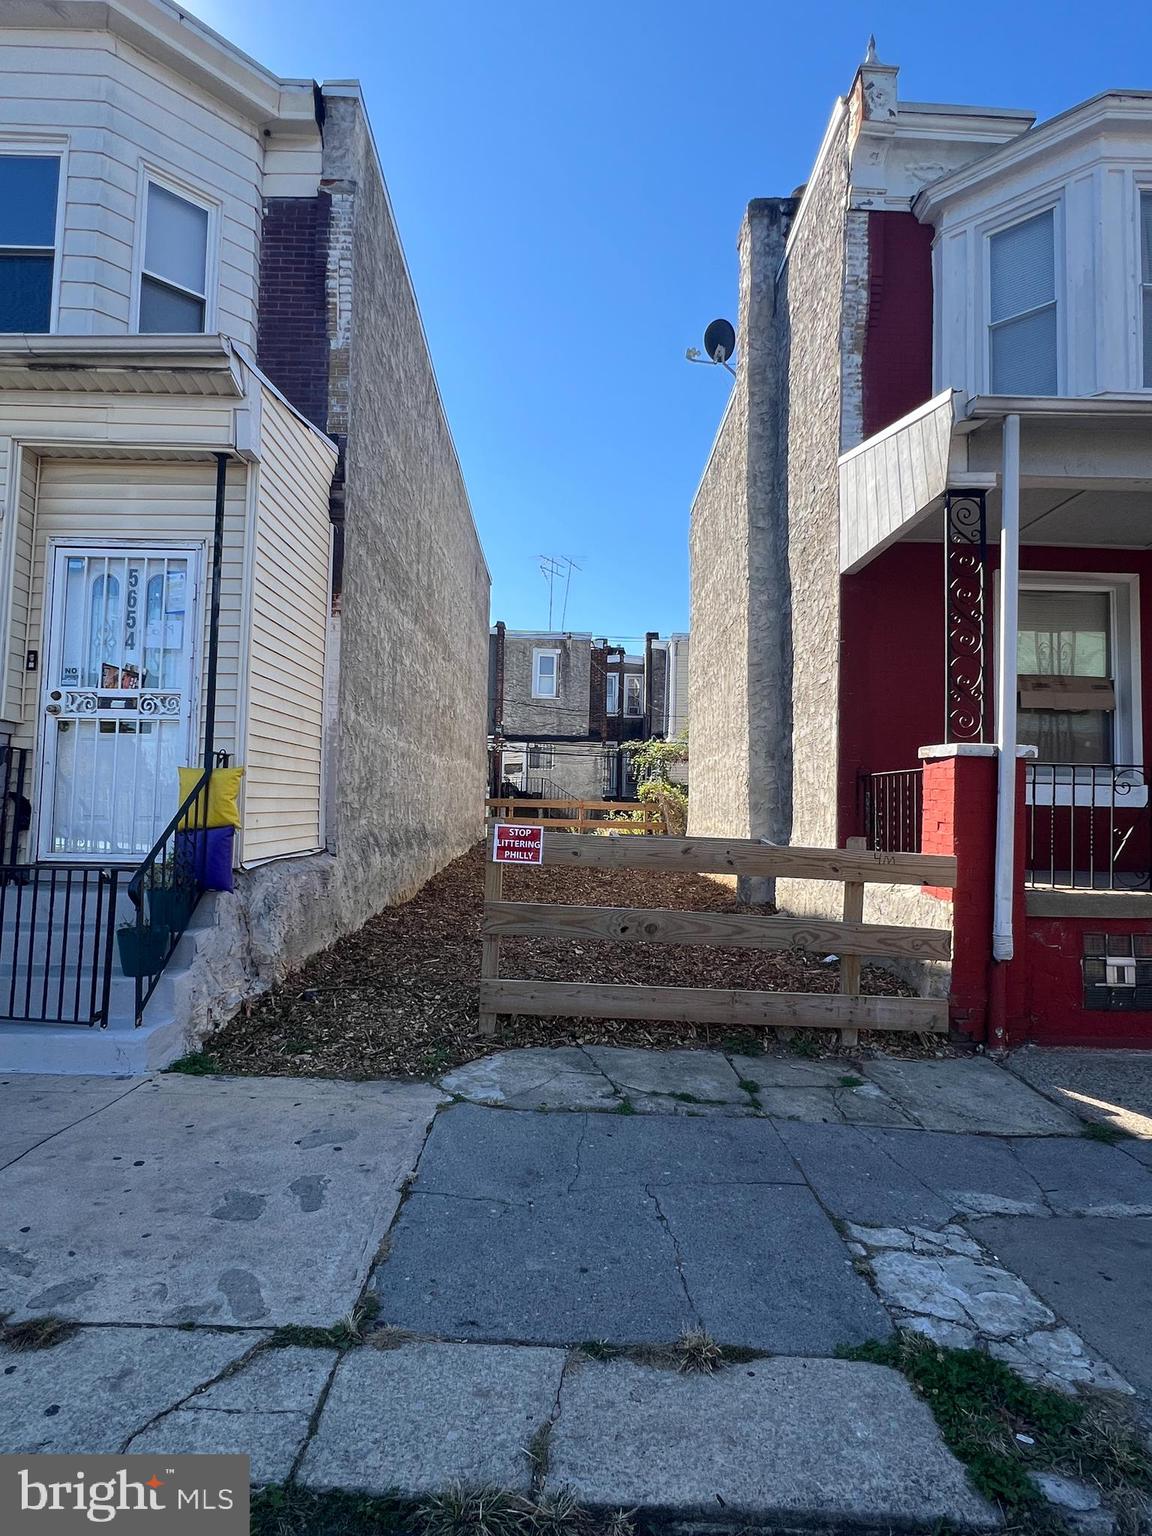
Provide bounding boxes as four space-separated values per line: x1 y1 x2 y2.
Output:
1025 762 1150 891
862 768 923 854
0 865 119 1027
480 832 954 1044
486 797 664 834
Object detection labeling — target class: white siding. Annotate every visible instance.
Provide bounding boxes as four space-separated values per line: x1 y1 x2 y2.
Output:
22 459 248 790
0 29 318 346
6 448 37 724
242 389 335 863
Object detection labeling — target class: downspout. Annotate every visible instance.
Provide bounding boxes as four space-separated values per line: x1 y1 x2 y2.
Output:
992 414 1021 961
202 452 229 772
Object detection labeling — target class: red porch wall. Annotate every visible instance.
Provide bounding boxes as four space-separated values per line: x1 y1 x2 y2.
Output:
839 542 1152 843
862 213 934 440
1013 916 1152 1048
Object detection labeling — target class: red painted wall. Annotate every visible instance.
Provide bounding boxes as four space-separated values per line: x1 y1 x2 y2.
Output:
1014 916 1152 1048
839 541 1152 842
862 213 934 439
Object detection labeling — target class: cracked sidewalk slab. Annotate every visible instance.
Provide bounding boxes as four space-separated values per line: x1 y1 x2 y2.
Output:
544 1355 999 1529
0 1074 143 1169
127 1345 339 1485
0 1074 445 1326
441 1047 620 1110
299 1342 566 1495
0 1326 262 1454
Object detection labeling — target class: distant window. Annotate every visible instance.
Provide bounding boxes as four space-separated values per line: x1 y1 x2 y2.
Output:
1141 192 1152 387
0 154 60 332
606 673 620 714
527 745 553 771
624 673 643 717
989 210 1057 395
532 648 559 699
139 181 209 333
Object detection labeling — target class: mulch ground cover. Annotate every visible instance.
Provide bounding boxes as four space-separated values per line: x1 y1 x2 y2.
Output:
205 842 952 1080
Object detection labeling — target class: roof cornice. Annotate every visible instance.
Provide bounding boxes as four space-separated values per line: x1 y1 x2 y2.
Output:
1 0 318 130
914 91 1152 222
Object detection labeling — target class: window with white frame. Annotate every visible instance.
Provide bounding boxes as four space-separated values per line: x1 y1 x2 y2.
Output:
624 673 643 717
139 180 211 333
0 154 60 332
606 673 620 714
1141 191 1152 387
531 648 559 698
1016 581 1141 767
989 209 1058 395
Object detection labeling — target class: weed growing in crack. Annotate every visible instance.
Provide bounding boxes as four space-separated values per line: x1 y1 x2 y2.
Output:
268 1295 380 1350
612 1097 637 1116
163 1050 222 1076
577 1340 622 1362
1080 1121 1133 1144
672 1327 723 1374
0 1313 79 1351
838 1074 865 1088
841 1335 1152 1529
669 1091 699 1103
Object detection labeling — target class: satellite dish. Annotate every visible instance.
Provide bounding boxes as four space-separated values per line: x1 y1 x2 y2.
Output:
703 318 736 365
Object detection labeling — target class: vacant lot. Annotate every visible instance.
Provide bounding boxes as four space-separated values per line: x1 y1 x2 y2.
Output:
204 842 931 1080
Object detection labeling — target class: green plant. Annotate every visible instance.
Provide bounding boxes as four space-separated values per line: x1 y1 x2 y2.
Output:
839 1074 865 1088
164 1050 221 1076
842 1336 1152 1518
673 1326 723 1374
612 1096 637 1116
267 1295 379 1350
1081 1121 1133 1144
721 1033 764 1057
623 734 689 835
737 1078 761 1096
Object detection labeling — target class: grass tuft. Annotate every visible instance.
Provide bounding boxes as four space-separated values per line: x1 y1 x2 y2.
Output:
612 1097 637 1116
838 1074 865 1088
672 1326 723 1375
841 1335 1152 1526
268 1295 379 1350
164 1050 222 1075
0 1313 79 1351
1080 1121 1133 1144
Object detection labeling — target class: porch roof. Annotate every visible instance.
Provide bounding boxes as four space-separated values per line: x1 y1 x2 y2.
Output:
839 390 1152 573
0 336 245 399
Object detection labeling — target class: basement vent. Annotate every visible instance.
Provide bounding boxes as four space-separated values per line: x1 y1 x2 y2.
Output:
1083 933 1152 1011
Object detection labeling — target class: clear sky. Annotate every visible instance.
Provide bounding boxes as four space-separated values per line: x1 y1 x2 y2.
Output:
192 1 1152 643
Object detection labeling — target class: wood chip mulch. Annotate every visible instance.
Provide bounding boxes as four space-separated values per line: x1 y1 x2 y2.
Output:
204 842 955 1080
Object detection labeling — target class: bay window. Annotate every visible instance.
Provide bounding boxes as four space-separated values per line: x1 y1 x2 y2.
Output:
0 154 60 332
989 209 1057 395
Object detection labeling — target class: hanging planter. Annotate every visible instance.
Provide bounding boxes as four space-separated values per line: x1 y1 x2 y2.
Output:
148 883 196 933
117 923 171 979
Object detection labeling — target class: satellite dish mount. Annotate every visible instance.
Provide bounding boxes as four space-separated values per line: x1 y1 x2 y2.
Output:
686 318 737 377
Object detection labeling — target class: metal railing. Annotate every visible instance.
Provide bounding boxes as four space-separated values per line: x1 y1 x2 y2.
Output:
126 769 213 1023
1025 762 1150 891
0 865 119 1027
862 768 924 854
1 744 31 866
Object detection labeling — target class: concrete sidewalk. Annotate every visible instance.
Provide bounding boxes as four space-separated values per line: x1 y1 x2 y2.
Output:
2 1049 1150 1531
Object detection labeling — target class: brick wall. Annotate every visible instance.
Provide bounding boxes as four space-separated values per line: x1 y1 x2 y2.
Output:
256 194 332 431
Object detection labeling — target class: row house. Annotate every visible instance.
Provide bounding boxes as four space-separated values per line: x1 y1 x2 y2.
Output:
0 0 489 1071
691 45 1152 1048
487 625 687 801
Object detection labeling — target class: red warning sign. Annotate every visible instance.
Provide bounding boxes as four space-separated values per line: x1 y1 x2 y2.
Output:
492 822 545 864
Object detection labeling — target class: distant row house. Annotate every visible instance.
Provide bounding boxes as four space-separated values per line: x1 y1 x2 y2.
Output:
691 45 1152 1050
488 626 688 801
0 0 488 1072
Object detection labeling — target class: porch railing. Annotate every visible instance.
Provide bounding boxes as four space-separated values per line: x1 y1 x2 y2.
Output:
0 865 119 1027
1 744 31 866
126 769 213 1024
862 768 924 854
1024 762 1150 891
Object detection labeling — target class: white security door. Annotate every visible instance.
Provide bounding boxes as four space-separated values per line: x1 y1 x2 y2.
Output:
40 547 199 860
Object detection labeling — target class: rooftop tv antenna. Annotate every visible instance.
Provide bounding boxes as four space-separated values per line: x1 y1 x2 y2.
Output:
539 554 581 629
686 317 737 378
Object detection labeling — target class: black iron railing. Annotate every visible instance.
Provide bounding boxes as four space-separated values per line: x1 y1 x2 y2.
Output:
0 865 119 1026
126 769 212 1024
1 744 31 865
863 768 924 854
1025 762 1150 891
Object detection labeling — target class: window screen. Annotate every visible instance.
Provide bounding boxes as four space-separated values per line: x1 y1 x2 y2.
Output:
0 155 60 332
989 210 1057 395
139 182 209 333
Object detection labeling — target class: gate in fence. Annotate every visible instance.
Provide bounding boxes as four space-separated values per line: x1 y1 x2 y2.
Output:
480 830 955 1044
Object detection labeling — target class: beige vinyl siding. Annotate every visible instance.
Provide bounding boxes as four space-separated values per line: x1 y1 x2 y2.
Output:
0 28 302 345
21 461 249 806
242 389 335 863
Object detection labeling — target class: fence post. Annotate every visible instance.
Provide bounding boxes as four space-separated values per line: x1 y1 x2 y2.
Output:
479 851 504 1037
838 836 867 1050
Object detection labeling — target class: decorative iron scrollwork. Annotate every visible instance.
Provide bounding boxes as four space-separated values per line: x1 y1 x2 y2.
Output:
945 491 989 743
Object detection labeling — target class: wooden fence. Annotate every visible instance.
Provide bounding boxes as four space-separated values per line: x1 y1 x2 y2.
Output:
480 830 954 1044
485 796 664 834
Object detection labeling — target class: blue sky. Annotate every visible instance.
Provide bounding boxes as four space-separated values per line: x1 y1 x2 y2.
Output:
194 1 1152 642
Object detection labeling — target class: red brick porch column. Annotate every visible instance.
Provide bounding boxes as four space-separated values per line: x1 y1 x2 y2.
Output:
918 745 998 1044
